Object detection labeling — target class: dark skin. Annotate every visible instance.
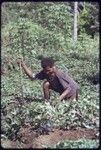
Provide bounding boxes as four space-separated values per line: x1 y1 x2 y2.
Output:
17 59 71 101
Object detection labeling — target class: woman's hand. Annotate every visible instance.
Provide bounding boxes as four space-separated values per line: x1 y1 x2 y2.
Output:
17 58 25 67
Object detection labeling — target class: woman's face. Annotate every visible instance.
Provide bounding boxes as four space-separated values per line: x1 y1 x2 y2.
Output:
44 66 55 76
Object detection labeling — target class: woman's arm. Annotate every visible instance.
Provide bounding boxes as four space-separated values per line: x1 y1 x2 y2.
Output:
58 87 71 101
17 60 34 79
21 62 34 78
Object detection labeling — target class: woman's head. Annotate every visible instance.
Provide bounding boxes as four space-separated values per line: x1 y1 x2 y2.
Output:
41 57 54 68
41 57 55 75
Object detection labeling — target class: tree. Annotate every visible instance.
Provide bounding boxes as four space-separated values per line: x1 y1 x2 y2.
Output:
78 2 99 38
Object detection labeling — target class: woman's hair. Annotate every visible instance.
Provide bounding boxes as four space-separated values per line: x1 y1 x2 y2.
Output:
41 57 54 69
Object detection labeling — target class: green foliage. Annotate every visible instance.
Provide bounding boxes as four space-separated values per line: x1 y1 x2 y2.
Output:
1 22 99 140
78 2 99 36
1 87 99 139
45 139 99 148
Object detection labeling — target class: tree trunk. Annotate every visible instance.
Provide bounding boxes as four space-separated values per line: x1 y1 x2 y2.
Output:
73 2 78 42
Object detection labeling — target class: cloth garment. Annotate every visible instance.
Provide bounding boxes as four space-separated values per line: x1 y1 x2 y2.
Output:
32 68 79 99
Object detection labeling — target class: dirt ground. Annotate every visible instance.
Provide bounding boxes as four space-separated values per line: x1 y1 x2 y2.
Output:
33 128 98 148
1 126 98 149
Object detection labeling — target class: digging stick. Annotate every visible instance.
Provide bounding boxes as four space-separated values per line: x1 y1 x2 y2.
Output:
19 60 24 100
19 27 25 101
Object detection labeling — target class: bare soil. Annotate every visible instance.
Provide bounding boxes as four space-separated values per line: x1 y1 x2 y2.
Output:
1 126 98 149
33 128 98 148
